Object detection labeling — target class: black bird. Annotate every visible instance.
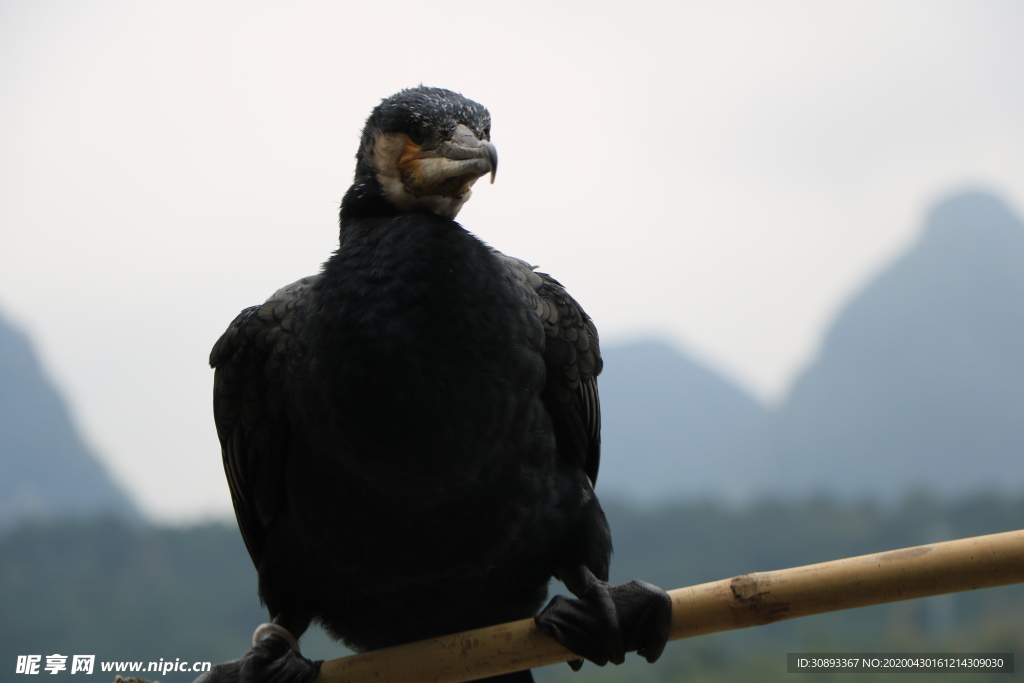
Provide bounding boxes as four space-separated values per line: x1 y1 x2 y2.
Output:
203 86 671 683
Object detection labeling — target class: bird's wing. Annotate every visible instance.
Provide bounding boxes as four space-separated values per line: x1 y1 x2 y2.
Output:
496 253 603 484
209 276 317 565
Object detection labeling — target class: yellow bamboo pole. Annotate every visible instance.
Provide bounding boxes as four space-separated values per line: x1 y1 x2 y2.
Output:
315 529 1024 683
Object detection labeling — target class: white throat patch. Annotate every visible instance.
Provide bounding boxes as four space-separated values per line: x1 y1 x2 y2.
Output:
372 133 472 218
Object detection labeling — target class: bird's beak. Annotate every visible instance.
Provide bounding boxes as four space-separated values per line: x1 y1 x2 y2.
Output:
397 124 497 198
441 124 498 184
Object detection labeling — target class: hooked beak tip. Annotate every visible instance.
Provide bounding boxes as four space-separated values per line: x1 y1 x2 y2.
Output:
486 143 498 184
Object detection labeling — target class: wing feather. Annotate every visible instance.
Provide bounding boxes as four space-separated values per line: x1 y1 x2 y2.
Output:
209 276 316 565
495 253 603 484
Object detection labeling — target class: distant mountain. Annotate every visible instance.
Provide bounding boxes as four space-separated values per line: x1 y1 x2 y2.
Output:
0 311 139 526
596 340 768 502
763 190 1024 499
3 189 1021 518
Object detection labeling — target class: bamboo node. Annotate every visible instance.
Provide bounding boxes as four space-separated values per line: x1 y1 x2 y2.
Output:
729 575 789 623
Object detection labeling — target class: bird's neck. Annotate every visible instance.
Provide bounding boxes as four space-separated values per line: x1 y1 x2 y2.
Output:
313 208 490 373
339 176 398 223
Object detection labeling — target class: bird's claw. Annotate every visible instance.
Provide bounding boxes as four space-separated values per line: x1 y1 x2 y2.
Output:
613 579 672 662
253 623 302 652
535 576 672 669
192 628 321 683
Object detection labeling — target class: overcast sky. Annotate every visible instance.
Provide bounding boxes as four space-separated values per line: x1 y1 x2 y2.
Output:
2 1 1022 523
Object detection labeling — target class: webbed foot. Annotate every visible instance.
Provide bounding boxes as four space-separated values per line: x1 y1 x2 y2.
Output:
535 566 671 668
193 624 321 683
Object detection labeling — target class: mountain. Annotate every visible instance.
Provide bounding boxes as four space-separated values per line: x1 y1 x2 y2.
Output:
3 189 1021 519
596 340 768 502
0 310 139 526
763 190 1024 499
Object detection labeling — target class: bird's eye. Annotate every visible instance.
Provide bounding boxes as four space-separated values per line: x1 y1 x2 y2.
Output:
408 127 425 145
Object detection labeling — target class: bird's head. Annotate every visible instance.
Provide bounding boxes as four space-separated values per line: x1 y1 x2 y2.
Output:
344 86 497 219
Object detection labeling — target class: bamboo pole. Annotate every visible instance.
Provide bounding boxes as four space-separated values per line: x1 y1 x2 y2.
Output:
315 529 1024 683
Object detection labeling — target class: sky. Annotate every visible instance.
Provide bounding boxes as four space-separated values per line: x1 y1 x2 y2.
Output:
1 1 1022 523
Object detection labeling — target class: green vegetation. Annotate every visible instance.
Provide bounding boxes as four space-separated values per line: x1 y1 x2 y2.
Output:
0 520 265 681
2 495 1021 682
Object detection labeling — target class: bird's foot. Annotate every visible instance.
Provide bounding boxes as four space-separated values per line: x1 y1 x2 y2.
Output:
535 567 671 668
192 624 321 683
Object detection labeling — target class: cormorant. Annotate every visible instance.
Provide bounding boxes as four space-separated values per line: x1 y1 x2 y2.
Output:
202 86 671 683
